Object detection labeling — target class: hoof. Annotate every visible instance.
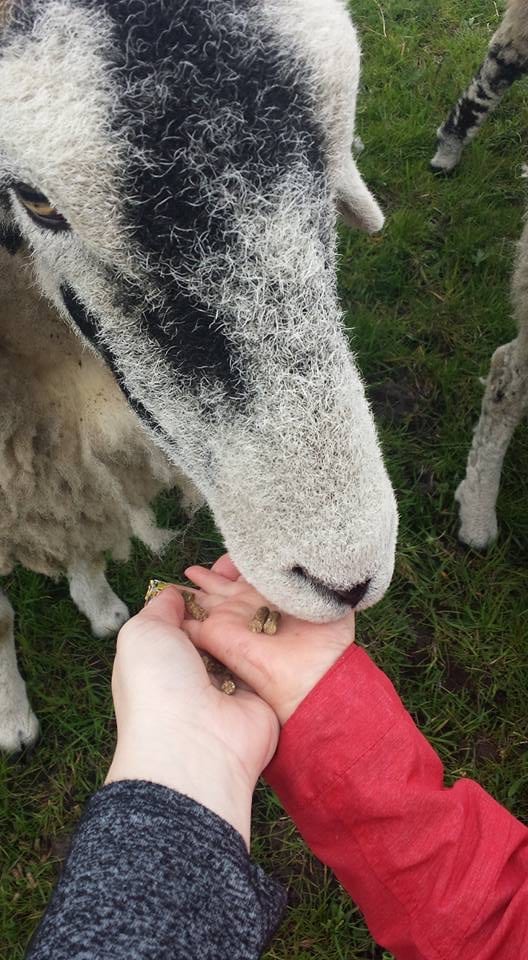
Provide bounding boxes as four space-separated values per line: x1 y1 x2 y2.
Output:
430 130 464 176
0 707 40 757
455 481 498 550
430 160 457 177
90 597 130 638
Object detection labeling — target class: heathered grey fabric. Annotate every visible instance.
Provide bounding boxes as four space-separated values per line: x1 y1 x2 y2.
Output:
26 780 286 959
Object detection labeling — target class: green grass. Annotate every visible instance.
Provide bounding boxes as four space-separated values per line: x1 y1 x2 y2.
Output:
2 1 528 956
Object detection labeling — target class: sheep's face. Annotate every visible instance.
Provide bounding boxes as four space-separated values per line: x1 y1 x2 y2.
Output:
0 0 397 620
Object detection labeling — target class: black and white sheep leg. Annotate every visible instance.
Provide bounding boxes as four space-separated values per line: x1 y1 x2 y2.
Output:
431 1 528 174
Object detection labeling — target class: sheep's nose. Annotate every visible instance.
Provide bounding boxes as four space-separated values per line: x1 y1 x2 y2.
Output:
332 580 371 607
292 568 371 608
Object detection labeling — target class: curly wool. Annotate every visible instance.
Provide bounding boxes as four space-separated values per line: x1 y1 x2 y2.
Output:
0 244 177 577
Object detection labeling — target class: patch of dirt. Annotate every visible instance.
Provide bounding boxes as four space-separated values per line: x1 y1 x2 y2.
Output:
474 737 502 764
369 380 420 425
442 659 473 694
398 621 436 679
492 688 509 708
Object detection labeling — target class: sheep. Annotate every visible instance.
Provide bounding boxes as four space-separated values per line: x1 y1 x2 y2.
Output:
431 0 528 176
430 1 528 548
0 0 398 753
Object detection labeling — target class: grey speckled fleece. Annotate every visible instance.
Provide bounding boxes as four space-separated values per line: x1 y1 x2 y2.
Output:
25 780 286 959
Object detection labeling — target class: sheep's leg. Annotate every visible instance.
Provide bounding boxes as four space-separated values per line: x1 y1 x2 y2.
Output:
130 506 176 554
455 326 528 548
0 590 39 754
68 560 129 638
431 6 528 174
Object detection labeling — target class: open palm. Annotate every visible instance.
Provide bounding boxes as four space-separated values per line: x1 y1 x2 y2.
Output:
182 555 356 724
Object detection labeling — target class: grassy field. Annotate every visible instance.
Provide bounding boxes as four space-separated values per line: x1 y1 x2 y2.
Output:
1 1 528 957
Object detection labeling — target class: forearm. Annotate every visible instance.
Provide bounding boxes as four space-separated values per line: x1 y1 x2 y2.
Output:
26 780 286 960
266 645 528 960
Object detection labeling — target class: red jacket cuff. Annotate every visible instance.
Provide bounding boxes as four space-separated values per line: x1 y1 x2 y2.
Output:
265 642 438 803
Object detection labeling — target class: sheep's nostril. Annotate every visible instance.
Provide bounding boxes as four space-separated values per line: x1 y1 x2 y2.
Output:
332 579 371 607
292 567 372 608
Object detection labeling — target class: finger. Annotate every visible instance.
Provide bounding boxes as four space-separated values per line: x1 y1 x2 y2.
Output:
172 585 227 619
185 565 241 598
211 554 241 581
184 617 276 695
139 584 186 626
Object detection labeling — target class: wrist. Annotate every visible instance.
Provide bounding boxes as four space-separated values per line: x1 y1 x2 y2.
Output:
106 725 254 847
275 637 353 724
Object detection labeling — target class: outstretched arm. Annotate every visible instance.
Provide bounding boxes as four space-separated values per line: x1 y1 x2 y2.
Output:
26 587 285 960
266 644 528 960
184 558 528 960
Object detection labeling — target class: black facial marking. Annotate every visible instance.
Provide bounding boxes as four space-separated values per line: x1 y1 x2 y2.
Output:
60 284 102 351
0 219 22 255
121 287 245 403
77 0 324 400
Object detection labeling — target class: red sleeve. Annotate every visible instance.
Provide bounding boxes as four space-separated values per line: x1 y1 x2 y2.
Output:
265 644 528 960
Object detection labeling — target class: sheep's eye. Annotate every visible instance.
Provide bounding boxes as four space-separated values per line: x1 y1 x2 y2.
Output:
13 182 69 232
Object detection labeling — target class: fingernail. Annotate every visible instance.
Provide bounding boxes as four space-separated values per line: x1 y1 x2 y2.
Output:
144 579 172 604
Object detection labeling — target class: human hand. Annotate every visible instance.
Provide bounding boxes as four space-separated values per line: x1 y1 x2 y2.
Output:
182 555 356 725
105 586 279 847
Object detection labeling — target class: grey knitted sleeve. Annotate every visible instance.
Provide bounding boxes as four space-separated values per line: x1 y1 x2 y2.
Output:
26 780 286 960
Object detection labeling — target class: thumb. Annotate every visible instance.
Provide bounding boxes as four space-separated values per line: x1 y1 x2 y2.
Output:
141 583 186 626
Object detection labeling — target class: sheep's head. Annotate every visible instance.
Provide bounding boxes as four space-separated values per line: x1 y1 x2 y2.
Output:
0 0 397 620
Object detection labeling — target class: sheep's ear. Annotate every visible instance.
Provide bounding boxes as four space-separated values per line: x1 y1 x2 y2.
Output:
336 159 385 234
